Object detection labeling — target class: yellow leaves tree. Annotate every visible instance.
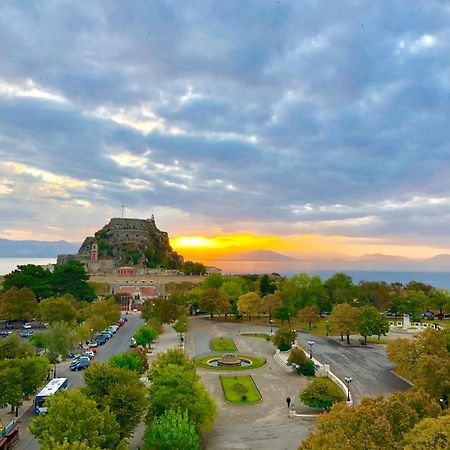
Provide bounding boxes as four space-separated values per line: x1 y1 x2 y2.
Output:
329 303 358 344
263 293 282 321
296 305 321 331
403 415 450 450
237 292 264 320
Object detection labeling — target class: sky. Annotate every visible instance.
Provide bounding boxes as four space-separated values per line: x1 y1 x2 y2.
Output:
1 0 450 261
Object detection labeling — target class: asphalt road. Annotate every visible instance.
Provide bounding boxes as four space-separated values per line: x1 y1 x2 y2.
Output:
15 313 144 450
295 331 410 403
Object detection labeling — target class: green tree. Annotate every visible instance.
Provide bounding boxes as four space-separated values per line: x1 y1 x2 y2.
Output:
272 306 292 326
144 409 200 450
3 264 53 301
0 287 38 321
403 415 450 450
30 389 125 449
272 327 296 351
203 273 223 289
148 364 216 431
287 347 314 375
429 288 450 315
296 305 321 331
356 281 393 311
142 297 180 323
300 378 346 411
414 355 450 401
198 288 221 319
134 325 159 349
51 260 96 301
357 305 390 344
220 280 244 304
172 316 188 339
0 334 33 360
0 366 23 411
18 356 51 397
180 261 206 275
109 352 145 374
29 332 47 355
45 321 76 368
38 295 79 324
329 303 359 344
83 364 148 439
391 289 427 316
259 274 276 297
148 348 196 381
84 298 120 329
324 272 355 305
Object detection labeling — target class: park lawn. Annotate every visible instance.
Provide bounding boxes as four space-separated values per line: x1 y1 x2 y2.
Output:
211 337 238 352
367 336 388 344
241 332 272 340
220 375 261 404
289 318 337 337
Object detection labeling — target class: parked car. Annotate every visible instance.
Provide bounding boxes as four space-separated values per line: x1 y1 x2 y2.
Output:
20 330 34 338
94 336 107 345
70 359 91 371
23 323 32 329
121 316 128 322
81 350 95 359
88 341 98 348
117 319 125 327
67 353 77 359
70 356 90 367
0 331 11 337
422 312 435 319
129 337 137 348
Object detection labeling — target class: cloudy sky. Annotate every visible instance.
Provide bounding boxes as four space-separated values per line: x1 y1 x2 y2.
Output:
1 0 450 259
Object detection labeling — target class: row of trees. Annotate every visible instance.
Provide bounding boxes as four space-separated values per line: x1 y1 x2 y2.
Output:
0 335 50 415
299 328 450 449
30 362 148 449
2 261 96 301
299 388 447 449
144 349 217 449
161 272 450 331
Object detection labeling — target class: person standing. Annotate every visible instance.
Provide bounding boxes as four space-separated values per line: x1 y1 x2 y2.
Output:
286 396 291 408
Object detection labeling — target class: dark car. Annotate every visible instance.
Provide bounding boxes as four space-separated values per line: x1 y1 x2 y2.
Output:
94 336 107 345
0 331 11 337
20 330 34 338
70 358 90 371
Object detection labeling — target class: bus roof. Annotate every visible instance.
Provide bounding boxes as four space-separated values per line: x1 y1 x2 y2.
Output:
36 378 67 398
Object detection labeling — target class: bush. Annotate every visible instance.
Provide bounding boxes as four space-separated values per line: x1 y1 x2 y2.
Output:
241 395 247 402
288 347 307 366
299 359 316 376
300 378 346 410
278 342 292 351
233 383 248 395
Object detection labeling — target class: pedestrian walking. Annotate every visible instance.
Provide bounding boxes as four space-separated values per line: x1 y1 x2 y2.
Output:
286 396 291 408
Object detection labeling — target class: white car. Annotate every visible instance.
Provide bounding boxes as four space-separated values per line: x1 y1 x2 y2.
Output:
81 350 95 359
23 323 32 329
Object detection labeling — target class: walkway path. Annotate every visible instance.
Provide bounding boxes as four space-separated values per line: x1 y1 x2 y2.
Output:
187 318 312 450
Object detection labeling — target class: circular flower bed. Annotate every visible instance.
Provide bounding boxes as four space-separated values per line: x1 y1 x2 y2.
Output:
194 354 266 371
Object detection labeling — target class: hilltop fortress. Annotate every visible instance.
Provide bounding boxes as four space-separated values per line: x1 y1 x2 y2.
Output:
57 216 184 276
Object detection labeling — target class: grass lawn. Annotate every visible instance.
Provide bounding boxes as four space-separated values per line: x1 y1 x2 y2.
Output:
367 336 388 344
210 337 238 352
195 354 266 371
240 332 272 341
220 375 262 404
290 318 336 337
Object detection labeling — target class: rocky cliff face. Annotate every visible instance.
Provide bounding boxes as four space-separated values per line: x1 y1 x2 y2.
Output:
78 217 184 268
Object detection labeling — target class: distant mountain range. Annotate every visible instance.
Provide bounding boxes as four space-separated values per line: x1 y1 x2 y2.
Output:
0 239 80 257
1 238 450 272
211 250 298 262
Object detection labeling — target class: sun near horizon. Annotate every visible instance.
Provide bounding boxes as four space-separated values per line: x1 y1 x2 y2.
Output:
170 233 450 261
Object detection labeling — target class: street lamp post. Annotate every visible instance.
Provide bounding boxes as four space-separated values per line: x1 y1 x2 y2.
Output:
345 377 352 402
308 340 314 359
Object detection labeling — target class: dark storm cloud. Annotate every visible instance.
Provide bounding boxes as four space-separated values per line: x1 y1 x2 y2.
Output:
1 0 450 244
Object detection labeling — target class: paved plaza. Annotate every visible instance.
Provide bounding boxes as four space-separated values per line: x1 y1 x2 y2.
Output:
187 317 411 450
186 318 313 450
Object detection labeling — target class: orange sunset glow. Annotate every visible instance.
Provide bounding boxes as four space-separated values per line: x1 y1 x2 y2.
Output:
170 233 450 261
